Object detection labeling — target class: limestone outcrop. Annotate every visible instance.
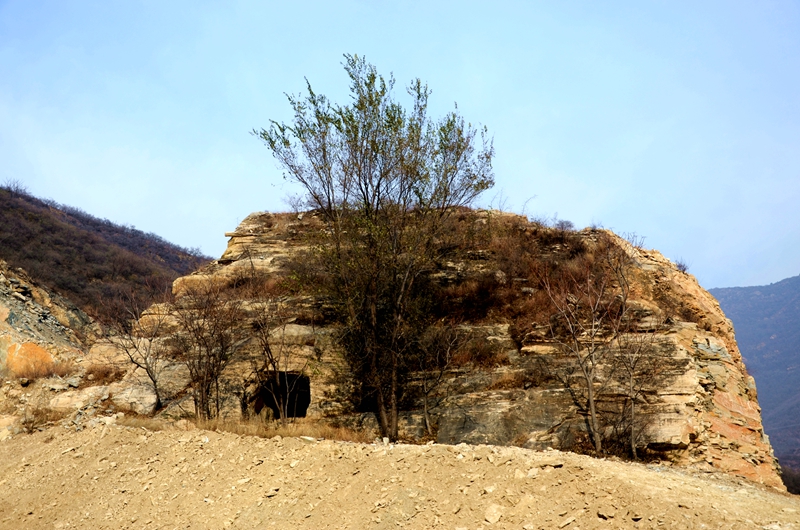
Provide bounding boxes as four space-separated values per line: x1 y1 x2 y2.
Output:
0 260 91 378
169 210 783 489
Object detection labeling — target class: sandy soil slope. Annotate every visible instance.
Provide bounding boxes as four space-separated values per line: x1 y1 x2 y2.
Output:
0 425 798 530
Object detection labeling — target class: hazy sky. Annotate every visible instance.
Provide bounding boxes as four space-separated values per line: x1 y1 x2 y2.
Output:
1 1 799 289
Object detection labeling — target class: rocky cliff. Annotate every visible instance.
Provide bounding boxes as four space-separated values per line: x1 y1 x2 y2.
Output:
0 260 92 379
167 210 783 489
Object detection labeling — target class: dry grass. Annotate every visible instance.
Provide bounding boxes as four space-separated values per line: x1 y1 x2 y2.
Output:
196 417 373 443
13 359 76 381
84 363 126 385
116 414 168 431
486 371 527 390
20 405 68 433
451 338 509 369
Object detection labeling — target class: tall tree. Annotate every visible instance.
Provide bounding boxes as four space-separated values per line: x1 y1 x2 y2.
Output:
254 54 494 440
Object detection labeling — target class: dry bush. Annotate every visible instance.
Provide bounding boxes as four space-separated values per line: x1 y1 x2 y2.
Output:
197 417 372 443
13 358 75 381
486 365 552 391
84 363 126 385
437 275 504 322
451 338 509 369
486 371 526 390
12 357 54 380
20 405 68 433
52 360 77 378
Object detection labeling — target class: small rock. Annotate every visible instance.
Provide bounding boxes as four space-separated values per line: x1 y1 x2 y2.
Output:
485 504 503 524
19 378 30 387
559 516 576 528
597 508 615 520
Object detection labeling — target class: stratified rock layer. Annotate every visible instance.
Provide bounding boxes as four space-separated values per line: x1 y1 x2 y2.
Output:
173 211 783 489
0 260 90 375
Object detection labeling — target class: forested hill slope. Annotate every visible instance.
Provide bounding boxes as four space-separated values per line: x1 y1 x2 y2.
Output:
0 184 209 321
710 275 800 469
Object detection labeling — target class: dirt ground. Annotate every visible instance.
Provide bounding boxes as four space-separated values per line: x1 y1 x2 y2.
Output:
0 422 798 530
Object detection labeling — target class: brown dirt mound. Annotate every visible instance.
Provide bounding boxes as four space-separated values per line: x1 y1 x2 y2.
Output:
0 425 797 529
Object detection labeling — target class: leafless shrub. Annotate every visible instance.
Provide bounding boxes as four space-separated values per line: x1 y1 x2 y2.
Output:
553 219 575 232
675 258 689 273
612 318 670 459
538 232 633 454
20 405 67 433
1 178 28 197
170 281 248 420
413 325 465 436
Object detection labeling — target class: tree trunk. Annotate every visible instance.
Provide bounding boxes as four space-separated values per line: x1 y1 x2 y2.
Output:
630 377 637 460
390 350 399 441
376 387 390 439
423 391 434 437
586 376 602 453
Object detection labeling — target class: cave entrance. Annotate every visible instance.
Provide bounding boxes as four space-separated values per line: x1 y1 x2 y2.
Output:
256 371 311 419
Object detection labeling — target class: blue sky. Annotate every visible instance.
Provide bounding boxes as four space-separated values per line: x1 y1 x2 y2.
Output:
1 1 799 288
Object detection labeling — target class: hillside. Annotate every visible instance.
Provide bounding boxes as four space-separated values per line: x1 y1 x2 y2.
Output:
0 423 797 530
0 184 209 321
710 276 800 469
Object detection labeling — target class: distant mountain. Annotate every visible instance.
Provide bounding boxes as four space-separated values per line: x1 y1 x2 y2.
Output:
710 276 800 469
0 183 209 322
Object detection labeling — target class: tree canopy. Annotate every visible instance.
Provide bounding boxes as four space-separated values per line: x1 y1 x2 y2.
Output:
254 54 494 439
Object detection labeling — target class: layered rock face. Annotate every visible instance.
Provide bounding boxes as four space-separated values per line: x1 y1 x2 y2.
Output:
171 211 783 489
0 260 91 378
